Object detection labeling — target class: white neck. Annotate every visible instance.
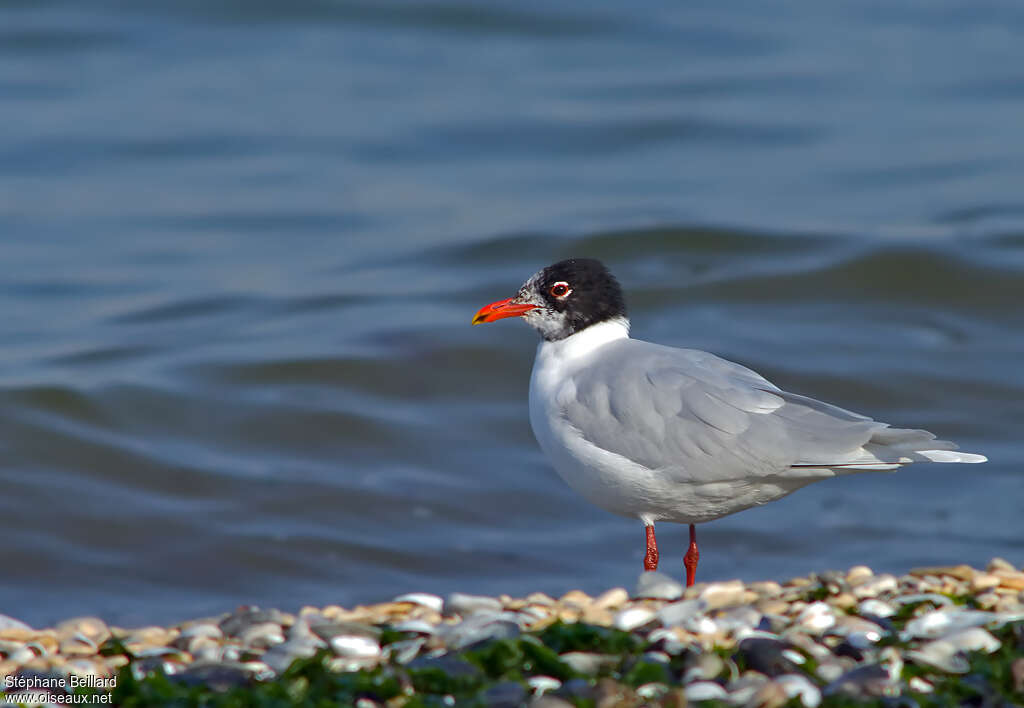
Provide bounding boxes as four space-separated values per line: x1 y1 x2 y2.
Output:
537 317 630 362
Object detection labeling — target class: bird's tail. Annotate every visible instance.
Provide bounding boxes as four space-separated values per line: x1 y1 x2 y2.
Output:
848 427 987 468
791 426 987 472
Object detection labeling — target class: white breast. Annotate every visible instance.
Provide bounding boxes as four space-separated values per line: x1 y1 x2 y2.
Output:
528 319 662 520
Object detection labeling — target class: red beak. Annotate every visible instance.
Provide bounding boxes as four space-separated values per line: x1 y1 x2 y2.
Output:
472 297 538 325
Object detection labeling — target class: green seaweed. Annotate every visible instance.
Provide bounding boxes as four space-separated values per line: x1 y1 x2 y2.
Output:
518 636 578 680
535 620 641 654
621 659 669 687
463 637 525 679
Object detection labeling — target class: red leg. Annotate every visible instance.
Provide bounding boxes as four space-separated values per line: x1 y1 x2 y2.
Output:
684 524 699 586
643 524 659 571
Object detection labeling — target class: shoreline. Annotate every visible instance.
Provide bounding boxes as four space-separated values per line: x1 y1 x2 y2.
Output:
2 560 1023 705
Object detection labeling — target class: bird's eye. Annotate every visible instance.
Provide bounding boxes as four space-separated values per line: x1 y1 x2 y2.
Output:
549 282 571 298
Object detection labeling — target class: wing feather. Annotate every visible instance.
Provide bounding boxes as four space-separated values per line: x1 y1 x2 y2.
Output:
561 339 974 483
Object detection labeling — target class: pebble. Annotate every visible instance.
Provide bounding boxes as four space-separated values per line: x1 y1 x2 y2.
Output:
444 592 502 616
901 607 996 641
796 602 835 634
682 651 724 683
530 697 574 708
0 614 33 633
576 607 610 626
910 564 976 581
559 651 616 675
634 572 684 601
738 637 801 676
558 590 592 607
612 606 656 632
971 572 1002 592
750 679 789 708
749 581 783 597
846 565 874 586
387 637 425 664
328 634 381 660
179 622 223 642
2 559 1019 705
823 663 895 698
831 615 885 646
830 592 857 610
54 616 110 656
716 605 762 634
857 598 895 617
776 673 823 707
851 573 898 598
987 557 1017 573
656 599 704 628
439 612 519 650
525 592 557 606
995 570 1024 590
261 638 321 674
1011 657 1024 694
219 607 287 637
699 580 749 609
238 622 285 649
481 681 527 707
727 671 770 704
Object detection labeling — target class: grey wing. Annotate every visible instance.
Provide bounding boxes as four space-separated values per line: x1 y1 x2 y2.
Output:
563 339 968 483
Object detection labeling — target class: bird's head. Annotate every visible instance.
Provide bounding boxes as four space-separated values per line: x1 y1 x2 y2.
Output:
472 258 627 341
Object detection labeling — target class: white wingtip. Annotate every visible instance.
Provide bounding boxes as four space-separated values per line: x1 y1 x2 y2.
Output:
918 450 987 464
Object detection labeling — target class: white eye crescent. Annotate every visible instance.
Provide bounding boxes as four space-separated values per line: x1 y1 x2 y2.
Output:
549 281 571 298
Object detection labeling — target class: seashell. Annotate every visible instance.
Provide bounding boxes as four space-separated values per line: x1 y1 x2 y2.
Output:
647 627 687 655
392 593 444 613
387 637 425 665
684 680 728 701
527 675 562 695
391 619 436 636
901 608 993 640
906 627 1000 674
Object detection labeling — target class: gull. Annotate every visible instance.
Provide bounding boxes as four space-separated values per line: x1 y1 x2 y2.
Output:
473 258 986 585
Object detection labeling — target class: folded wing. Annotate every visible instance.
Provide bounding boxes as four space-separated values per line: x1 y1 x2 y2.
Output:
561 339 984 484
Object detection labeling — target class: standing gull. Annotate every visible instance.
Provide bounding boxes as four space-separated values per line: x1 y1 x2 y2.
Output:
473 258 986 585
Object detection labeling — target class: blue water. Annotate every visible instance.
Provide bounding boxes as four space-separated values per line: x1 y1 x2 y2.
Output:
1 0 1022 627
